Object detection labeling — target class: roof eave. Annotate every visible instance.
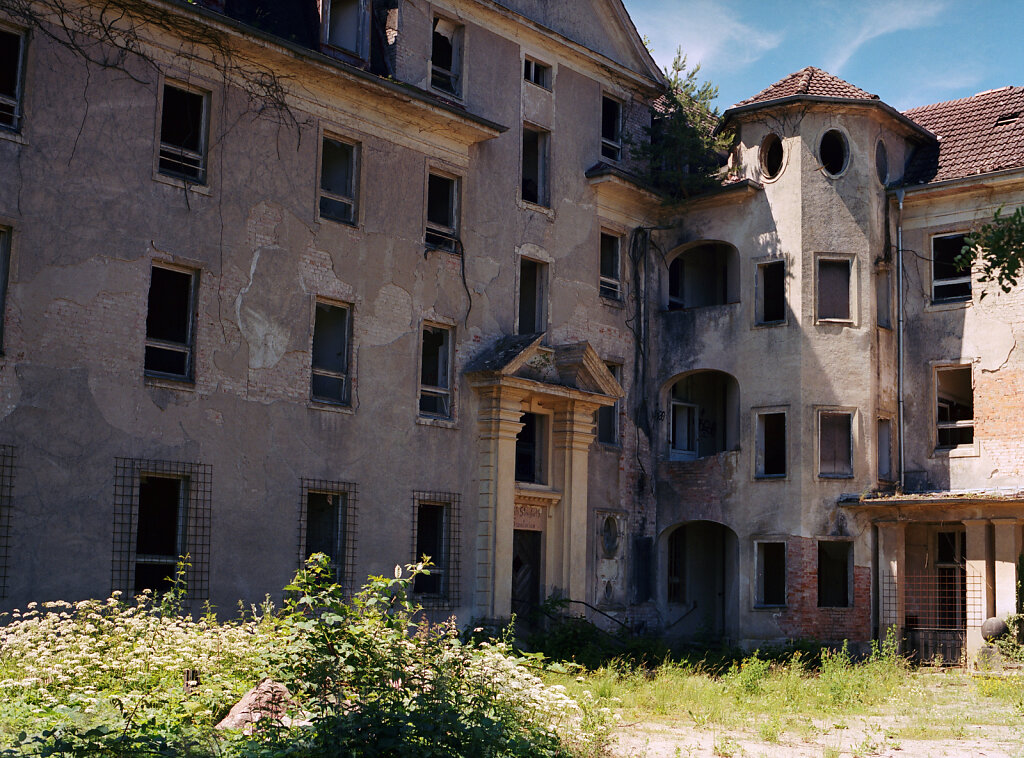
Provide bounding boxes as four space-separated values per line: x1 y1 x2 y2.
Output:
892 165 1024 195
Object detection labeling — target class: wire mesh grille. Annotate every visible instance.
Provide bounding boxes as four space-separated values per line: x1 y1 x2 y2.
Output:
112 458 212 606
298 479 358 592
0 446 15 599
411 490 461 609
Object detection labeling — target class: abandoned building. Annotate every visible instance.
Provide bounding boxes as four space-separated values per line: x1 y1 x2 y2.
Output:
0 0 1021 661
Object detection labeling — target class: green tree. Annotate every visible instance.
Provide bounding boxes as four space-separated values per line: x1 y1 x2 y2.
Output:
959 205 1024 293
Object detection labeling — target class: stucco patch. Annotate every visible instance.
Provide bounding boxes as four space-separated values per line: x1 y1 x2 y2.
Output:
364 283 414 346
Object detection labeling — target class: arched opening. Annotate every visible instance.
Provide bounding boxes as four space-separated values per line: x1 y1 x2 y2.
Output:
667 370 740 460
667 242 740 310
663 521 739 641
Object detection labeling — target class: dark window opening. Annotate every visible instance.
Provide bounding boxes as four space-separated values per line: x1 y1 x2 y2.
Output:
319 137 356 224
515 412 545 484
667 527 686 603
523 59 550 88
667 243 739 309
521 126 548 206
325 0 362 53
817 541 851 608
419 325 451 418
936 530 964 566
757 541 786 606
134 475 185 595
876 269 892 328
600 233 621 299
0 227 10 350
518 258 544 334
819 412 853 477
932 234 970 302
413 502 445 594
145 266 196 380
668 257 684 310
159 84 207 183
305 491 345 573
877 418 893 481
819 129 847 176
759 260 785 323
936 366 973 449
818 259 851 320
425 173 457 250
760 133 783 179
669 371 739 460
311 302 350 404
430 17 460 95
875 140 888 183
757 412 786 477
0 28 25 130
601 96 621 160
596 363 620 445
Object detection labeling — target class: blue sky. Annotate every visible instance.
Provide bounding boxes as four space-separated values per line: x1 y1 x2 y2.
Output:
622 0 1024 113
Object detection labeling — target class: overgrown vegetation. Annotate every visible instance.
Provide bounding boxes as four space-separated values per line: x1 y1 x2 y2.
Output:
960 204 1024 294
0 557 606 757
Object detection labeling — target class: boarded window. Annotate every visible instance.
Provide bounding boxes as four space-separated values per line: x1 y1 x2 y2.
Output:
430 17 461 95
758 260 785 323
145 266 197 380
522 126 548 206
932 234 970 302
515 412 546 484
756 412 786 477
819 412 853 477
425 173 458 251
936 366 973 449
311 302 350 404
596 363 620 445
667 527 686 603
600 233 621 299
817 541 851 607
159 83 208 183
319 137 357 224
601 96 621 160
134 475 186 595
756 541 786 606
419 325 451 418
518 258 545 334
877 418 893 481
818 259 850 320
0 28 25 130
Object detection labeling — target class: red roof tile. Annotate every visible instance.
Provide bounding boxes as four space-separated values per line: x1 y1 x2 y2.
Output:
902 86 1024 185
732 66 878 108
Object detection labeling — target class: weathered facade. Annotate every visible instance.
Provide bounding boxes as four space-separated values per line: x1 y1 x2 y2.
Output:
0 2 1021 660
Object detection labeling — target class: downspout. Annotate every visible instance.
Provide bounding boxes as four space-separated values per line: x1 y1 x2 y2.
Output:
895 190 905 491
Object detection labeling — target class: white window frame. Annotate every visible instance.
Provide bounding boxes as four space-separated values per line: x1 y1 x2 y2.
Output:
310 299 352 406
599 231 622 300
318 133 359 226
669 398 698 461
931 233 971 303
523 57 551 89
157 80 210 185
934 364 974 452
0 25 26 132
144 263 199 382
321 0 370 59
425 170 460 252
418 322 453 419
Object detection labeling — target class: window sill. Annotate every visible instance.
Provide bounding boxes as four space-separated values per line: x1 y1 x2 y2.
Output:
309 399 354 415
429 85 463 103
145 374 196 391
600 294 625 309
416 415 458 430
755 474 787 481
153 171 212 196
925 298 971 313
753 604 787 611
597 440 621 451
0 128 27 146
818 473 854 480
931 443 979 459
754 319 787 329
317 214 360 230
518 199 555 220
815 318 855 327
817 605 853 611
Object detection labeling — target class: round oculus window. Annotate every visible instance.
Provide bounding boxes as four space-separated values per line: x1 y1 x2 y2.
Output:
875 140 889 184
819 129 848 176
760 133 784 179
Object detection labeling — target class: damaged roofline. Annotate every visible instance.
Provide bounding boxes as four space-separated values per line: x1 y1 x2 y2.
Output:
157 0 507 137
717 95 935 142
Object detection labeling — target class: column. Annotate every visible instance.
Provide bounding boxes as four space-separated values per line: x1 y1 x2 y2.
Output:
963 519 992 653
992 519 1022 619
876 521 906 640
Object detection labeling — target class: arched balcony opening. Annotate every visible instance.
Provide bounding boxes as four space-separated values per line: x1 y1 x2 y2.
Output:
667 370 740 460
667 242 740 311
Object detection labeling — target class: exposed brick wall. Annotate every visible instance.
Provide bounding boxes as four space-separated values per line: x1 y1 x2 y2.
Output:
975 367 1024 478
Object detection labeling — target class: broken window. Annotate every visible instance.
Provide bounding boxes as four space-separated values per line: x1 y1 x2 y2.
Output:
876 268 891 328
319 136 357 225
667 244 739 309
819 129 848 176
430 17 462 96
411 491 460 605
666 526 686 603
817 541 852 608
419 324 452 418
817 258 851 321
523 58 550 88
517 258 545 334
0 227 10 351
819 411 853 477
932 234 970 302
521 126 549 206
323 0 366 56
877 417 893 481
757 260 785 324
515 412 546 484
425 172 458 251
755 541 786 607
599 232 621 300
669 371 739 460
755 411 786 478
145 265 197 381
134 475 187 595
311 301 351 405
0 27 25 131
158 83 209 183
760 133 783 179
936 529 964 566
601 96 622 161
669 390 697 460
596 363 621 445
936 366 973 449
304 491 347 578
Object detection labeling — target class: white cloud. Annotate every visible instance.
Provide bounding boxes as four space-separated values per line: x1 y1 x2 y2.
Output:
826 0 950 73
629 0 783 76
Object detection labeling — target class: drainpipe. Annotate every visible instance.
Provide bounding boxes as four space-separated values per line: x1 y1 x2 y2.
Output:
895 190 906 491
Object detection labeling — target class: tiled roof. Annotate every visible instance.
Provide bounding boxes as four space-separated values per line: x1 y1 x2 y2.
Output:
902 86 1024 185
732 66 878 108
